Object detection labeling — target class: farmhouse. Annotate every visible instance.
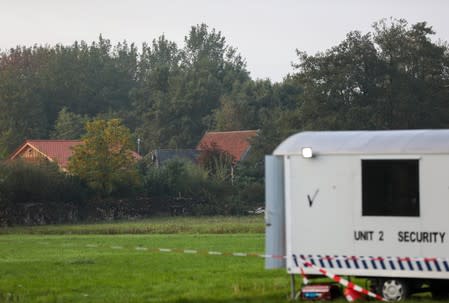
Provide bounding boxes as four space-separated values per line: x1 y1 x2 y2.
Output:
9 140 83 171
9 140 142 171
196 130 258 164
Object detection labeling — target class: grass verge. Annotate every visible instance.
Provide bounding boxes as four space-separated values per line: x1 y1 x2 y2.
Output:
0 217 437 302
0 233 292 303
0 216 265 235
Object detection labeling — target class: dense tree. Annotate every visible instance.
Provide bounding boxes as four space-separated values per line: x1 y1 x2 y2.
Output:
0 37 139 158
1 19 449 165
3 19 449 219
131 35 181 151
51 107 89 139
197 143 235 182
293 19 449 131
0 47 51 156
47 37 138 117
162 24 250 148
68 119 140 196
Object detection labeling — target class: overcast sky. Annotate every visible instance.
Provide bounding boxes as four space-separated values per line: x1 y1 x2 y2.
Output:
1 0 448 82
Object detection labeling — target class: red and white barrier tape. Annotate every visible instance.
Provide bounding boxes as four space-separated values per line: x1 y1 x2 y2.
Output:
156 247 287 259
299 254 445 263
83 243 445 264
299 266 309 285
293 255 386 301
83 244 287 260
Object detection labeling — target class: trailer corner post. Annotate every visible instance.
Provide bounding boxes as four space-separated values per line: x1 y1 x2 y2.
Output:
264 155 286 269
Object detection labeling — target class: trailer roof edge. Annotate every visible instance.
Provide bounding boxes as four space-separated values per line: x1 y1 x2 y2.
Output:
273 129 449 156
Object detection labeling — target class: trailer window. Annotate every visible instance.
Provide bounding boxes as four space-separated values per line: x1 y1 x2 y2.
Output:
362 160 419 217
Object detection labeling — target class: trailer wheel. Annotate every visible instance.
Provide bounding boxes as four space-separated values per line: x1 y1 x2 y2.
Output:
381 279 409 301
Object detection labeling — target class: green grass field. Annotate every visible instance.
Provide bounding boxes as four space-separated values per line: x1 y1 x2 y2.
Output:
0 217 437 302
0 216 265 235
0 217 292 303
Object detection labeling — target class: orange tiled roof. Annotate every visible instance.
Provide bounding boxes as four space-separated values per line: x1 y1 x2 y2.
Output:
9 140 142 169
9 140 83 169
196 130 258 162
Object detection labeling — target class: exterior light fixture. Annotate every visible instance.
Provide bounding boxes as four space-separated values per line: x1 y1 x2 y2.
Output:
302 147 313 158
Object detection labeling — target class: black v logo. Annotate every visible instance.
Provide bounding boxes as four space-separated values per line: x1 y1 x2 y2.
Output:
307 189 319 207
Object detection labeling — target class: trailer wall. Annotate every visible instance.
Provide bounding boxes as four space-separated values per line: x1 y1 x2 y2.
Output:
285 154 449 279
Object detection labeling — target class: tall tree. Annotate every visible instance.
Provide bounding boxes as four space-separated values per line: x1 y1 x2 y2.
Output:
0 37 140 156
51 107 89 139
68 119 140 196
0 46 50 156
163 24 250 148
131 35 181 151
293 19 449 131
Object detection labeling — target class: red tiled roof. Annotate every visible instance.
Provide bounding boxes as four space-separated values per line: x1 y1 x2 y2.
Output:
196 130 258 162
9 140 83 169
9 140 142 169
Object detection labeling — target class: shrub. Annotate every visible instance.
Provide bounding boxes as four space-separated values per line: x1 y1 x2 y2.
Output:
143 158 209 197
197 143 235 182
228 160 265 211
0 161 89 206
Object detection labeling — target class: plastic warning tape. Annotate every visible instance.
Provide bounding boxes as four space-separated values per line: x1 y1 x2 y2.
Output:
310 255 444 263
154 247 286 259
297 254 449 273
83 243 287 260
293 255 386 301
83 243 449 274
83 243 447 272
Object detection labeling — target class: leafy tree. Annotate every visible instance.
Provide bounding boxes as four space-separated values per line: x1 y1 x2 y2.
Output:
197 143 235 182
0 46 51 156
213 95 245 131
68 119 140 196
293 19 449 131
145 158 209 197
51 107 89 139
160 24 250 148
213 79 288 132
0 37 140 156
131 35 181 151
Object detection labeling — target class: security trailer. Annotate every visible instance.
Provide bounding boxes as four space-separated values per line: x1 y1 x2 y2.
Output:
265 130 449 300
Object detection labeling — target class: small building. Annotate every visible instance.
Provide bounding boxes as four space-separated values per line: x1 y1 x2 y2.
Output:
196 130 258 164
9 140 142 171
9 140 83 171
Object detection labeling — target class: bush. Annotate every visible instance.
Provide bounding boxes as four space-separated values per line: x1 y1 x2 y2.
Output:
143 158 207 197
143 158 238 214
0 161 91 225
142 157 266 216
230 160 265 211
0 161 89 206
197 143 235 182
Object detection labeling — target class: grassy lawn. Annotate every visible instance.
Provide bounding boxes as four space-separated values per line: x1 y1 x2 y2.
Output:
0 216 436 302
0 217 291 302
0 216 265 235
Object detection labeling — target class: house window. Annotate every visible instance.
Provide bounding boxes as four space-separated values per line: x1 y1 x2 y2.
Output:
362 159 419 217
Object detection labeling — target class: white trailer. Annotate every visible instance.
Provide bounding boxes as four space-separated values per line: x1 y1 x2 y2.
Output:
265 130 449 300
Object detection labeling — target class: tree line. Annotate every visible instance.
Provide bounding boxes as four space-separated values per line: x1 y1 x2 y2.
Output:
1 19 449 224
1 20 448 160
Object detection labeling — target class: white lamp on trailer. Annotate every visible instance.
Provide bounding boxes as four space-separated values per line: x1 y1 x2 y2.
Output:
301 147 313 158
